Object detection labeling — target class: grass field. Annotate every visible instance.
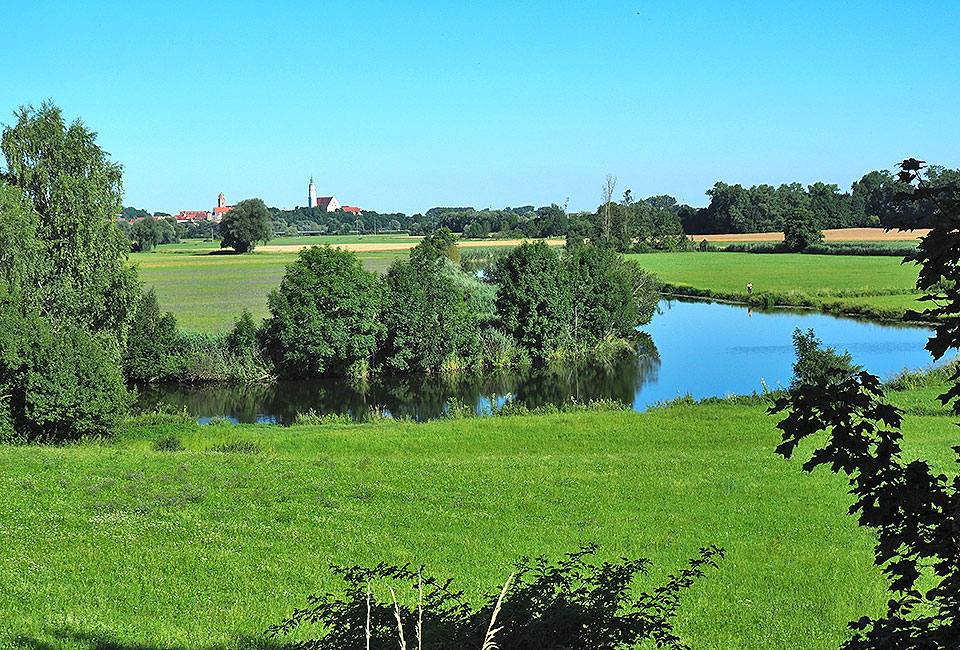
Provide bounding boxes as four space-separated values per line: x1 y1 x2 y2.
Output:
133 247 410 331
628 252 924 314
2 391 955 650
159 234 419 253
134 237 567 331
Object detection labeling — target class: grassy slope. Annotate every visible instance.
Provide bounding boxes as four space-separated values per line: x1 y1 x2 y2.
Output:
133 248 408 331
2 398 956 650
628 252 923 312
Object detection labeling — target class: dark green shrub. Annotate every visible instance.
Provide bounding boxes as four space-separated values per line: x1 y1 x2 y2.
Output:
123 289 181 382
153 433 184 452
268 544 724 650
261 246 383 378
226 309 258 356
0 304 131 443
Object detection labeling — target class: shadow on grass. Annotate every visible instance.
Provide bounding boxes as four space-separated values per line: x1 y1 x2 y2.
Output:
10 628 284 650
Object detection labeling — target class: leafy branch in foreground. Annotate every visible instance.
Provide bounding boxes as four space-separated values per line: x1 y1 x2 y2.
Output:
267 544 724 650
895 157 960 412
769 160 960 649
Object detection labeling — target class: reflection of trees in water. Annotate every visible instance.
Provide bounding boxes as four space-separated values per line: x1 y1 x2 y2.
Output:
512 334 660 409
136 337 661 423
135 383 275 423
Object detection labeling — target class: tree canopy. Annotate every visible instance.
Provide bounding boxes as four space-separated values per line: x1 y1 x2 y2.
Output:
0 101 138 334
260 246 383 378
0 102 136 441
494 242 572 357
220 198 272 253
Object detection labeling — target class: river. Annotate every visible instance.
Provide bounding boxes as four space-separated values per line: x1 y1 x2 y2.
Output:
135 299 938 424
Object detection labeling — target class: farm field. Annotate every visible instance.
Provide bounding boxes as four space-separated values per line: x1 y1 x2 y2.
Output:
628 252 924 314
133 238 559 331
698 227 930 243
3 395 956 650
132 247 410 331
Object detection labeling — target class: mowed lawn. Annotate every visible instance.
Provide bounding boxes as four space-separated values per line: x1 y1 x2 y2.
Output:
133 248 408 331
628 252 923 311
2 403 956 650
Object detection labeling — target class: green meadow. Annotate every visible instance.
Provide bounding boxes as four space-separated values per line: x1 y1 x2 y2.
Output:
133 247 409 331
627 252 924 315
2 387 956 650
138 245 927 332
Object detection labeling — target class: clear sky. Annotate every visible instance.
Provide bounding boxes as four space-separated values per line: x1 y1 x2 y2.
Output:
4 1 959 215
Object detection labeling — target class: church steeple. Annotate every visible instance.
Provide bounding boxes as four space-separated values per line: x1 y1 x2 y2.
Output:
308 176 317 208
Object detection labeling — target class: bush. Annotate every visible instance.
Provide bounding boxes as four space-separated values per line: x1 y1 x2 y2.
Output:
153 433 184 452
0 304 131 443
261 246 383 378
226 309 258 356
293 410 353 426
790 328 861 389
267 544 724 650
123 289 181 382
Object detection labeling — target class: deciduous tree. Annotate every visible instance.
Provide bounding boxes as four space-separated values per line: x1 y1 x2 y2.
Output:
260 246 383 378
1 101 139 334
494 241 571 356
220 198 272 253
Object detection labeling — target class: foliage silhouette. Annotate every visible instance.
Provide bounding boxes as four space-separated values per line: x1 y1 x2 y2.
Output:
769 158 960 649
267 544 723 650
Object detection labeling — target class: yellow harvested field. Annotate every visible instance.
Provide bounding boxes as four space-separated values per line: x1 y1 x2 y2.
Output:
698 227 930 242
255 238 566 253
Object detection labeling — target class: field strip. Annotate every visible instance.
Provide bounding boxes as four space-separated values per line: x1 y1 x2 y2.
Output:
253 238 566 253
698 227 930 242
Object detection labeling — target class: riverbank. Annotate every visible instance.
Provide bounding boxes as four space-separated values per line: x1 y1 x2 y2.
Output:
628 252 927 322
2 378 956 650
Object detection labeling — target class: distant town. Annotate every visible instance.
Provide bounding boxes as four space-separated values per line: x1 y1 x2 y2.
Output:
119 178 362 225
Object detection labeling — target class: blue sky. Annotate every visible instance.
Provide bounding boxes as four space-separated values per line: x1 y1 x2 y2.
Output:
4 1 959 215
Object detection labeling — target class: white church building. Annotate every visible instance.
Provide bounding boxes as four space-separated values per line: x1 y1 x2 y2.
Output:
307 177 340 212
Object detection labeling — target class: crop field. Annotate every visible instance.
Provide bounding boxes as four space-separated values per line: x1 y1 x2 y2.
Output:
628 252 924 313
698 227 930 243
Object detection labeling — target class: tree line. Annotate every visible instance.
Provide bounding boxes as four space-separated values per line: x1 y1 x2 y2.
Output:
133 229 660 384
684 167 960 234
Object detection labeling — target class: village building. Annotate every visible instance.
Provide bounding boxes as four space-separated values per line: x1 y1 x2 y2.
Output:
307 177 351 212
213 192 234 219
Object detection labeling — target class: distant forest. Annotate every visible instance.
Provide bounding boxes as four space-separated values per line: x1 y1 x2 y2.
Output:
121 164 960 250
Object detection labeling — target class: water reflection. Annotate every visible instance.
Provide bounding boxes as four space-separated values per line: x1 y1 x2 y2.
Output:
136 299 938 423
135 334 660 424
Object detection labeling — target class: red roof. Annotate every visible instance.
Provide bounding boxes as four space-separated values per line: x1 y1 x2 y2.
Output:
214 205 234 216
178 210 209 221
342 206 362 214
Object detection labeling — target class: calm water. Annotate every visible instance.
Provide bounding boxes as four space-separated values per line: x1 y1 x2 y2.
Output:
136 299 938 423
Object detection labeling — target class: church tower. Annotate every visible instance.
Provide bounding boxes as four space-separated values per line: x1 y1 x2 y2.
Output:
218 192 226 208
308 177 317 208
